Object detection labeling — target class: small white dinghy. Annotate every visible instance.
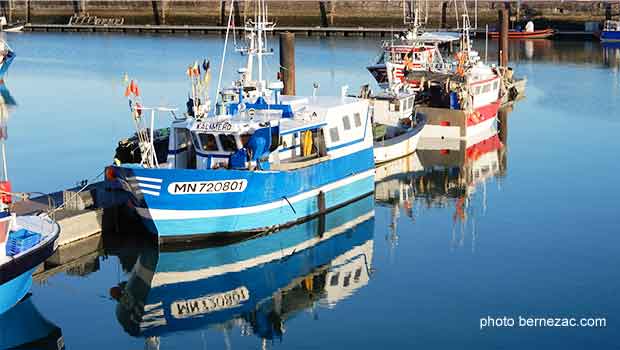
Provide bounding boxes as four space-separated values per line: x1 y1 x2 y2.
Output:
359 86 426 165
0 17 24 33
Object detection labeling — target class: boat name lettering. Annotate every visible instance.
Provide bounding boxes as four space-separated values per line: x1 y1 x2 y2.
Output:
167 179 248 195
171 286 250 318
196 121 233 131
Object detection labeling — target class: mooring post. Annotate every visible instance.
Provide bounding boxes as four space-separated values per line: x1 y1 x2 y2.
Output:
280 32 296 95
440 1 448 29
498 7 509 67
498 107 509 144
26 0 30 23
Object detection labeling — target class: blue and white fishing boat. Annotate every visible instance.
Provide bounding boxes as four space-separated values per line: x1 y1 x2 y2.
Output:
601 20 620 42
112 195 374 343
107 1 375 241
0 81 60 315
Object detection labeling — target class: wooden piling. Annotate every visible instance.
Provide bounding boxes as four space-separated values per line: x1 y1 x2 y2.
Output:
279 32 296 95
498 8 509 67
440 2 447 29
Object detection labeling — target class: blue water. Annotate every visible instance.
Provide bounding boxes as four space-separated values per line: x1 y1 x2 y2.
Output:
1 32 618 349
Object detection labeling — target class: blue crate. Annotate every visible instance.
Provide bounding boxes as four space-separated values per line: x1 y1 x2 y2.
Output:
6 229 42 256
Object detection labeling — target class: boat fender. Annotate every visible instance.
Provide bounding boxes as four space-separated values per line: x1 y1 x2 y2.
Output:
0 180 11 204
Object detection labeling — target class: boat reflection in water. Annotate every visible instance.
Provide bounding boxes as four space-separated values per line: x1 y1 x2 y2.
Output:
0 295 64 349
112 195 375 348
376 109 509 250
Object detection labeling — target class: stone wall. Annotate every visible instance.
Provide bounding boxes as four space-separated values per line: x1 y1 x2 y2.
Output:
0 1 610 28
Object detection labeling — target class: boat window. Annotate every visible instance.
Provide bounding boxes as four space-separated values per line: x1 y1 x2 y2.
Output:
175 128 191 149
408 97 414 109
343 273 351 287
353 112 362 127
474 86 482 95
482 84 491 93
342 115 351 130
493 81 499 90
219 134 238 152
330 127 340 142
199 133 218 151
354 268 362 281
330 273 340 286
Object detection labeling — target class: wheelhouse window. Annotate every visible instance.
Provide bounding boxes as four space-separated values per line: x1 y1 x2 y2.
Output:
219 134 238 152
330 127 340 142
199 133 218 151
482 84 491 93
342 115 351 130
474 86 482 95
492 81 499 91
408 97 414 109
175 128 191 149
353 113 362 127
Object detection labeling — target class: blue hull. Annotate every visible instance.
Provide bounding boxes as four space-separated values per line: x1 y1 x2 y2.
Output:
601 30 620 42
0 268 33 315
111 147 375 238
116 195 375 339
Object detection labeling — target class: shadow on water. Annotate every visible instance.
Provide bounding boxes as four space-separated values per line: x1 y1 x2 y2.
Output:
105 195 375 348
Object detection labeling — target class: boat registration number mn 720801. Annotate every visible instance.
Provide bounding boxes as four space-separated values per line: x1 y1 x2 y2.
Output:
167 179 248 195
171 286 250 318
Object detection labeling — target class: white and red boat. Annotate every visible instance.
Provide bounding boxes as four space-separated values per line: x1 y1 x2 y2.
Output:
416 18 503 140
367 1 459 92
367 33 457 92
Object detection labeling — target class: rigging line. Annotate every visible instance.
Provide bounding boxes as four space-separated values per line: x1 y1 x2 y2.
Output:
282 195 296 214
214 0 235 106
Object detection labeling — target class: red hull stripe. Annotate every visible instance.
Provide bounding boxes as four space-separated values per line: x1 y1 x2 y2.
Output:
467 100 501 127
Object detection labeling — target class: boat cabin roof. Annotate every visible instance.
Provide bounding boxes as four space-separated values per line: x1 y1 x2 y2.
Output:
174 95 364 136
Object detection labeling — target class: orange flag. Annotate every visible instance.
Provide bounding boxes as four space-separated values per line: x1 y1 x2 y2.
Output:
124 85 131 97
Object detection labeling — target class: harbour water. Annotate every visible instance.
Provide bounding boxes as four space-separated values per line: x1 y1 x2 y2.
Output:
2 33 619 348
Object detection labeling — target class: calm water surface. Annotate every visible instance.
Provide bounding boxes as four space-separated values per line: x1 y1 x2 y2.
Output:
2 33 619 349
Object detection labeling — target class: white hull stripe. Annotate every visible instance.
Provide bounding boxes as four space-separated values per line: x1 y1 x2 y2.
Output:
140 189 160 197
138 183 162 190
135 210 375 288
133 176 163 183
135 168 375 220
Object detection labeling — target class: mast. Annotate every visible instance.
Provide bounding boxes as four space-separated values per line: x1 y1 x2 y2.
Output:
235 0 273 95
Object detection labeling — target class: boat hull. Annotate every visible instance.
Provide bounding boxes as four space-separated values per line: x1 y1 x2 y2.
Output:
0 215 60 314
367 64 389 89
601 30 620 42
489 28 554 39
0 268 33 315
373 116 426 165
110 148 375 240
416 100 500 140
